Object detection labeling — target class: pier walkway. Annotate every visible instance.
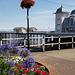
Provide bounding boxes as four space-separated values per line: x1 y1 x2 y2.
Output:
30 49 75 75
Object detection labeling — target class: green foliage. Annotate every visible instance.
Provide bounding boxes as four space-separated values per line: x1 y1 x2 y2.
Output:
38 66 46 72
0 58 7 75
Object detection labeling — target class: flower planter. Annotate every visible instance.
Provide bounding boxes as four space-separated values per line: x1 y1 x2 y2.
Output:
0 56 59 75
35 59 59 75
0 43 58 75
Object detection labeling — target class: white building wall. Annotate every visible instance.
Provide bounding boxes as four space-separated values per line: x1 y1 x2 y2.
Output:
55 13 68 32
22 28 27 33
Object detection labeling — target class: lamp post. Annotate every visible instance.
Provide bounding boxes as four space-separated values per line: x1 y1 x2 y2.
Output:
27 7 30 49
20 0 35 49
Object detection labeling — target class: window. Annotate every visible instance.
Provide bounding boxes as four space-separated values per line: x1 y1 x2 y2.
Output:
57 18 60 20
57 30 60 31
63 14 67 17
70 18 74 26
66 28 69 31
57 24 60 26
57 14 60 18
62 28 66 32
57 25 60 30
16 30 19 33
57 20 60 24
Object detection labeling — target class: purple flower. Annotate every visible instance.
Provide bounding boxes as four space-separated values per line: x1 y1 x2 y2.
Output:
23 57 35 69
0 44 11 55
8 70 11 73
5 61 15 68
3 70 7 73
20 48 31 57
9 47 20 55
7 54 11 58
10 42 15 47
11 72 14 75
20 43 22 46
28 58 35 63
0 44 12 50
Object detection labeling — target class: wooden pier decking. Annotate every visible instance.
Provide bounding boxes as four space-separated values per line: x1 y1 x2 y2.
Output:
31 48 75 75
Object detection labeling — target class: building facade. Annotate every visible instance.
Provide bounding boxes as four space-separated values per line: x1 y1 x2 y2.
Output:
62 10 75 32
55 6 75 33
54 6 69 32
13 27 37 33
13 27 27 33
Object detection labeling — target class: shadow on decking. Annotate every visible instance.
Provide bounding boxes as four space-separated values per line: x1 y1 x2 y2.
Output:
20 43 74 52
30 47 43 52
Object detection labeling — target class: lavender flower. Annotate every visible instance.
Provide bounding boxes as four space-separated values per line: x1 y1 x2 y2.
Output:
28 58 35 63
20 48 31 57
8 70 11 73
0 44 11 56
20 43 22 48
0 44 12 50
5 61 15 68
3 70 7 73
11 72 14 75
10 42 15 47
9 47 20 55
23 58 35 69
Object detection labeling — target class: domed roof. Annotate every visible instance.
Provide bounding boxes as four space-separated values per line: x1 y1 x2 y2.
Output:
71 9 75 14
62 15 75 29
55 6 68 14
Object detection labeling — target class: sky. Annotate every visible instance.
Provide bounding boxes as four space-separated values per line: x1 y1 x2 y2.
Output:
0 0 75 31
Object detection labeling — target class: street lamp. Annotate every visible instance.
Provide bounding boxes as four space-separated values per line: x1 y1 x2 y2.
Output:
20 0 35 49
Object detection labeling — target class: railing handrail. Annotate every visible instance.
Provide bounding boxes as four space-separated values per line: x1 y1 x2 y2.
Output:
0 33 75 52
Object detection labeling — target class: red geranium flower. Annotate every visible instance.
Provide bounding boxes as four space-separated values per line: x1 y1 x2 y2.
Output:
14 70 17 72
22 70 29 74
42 73 46 75
21 0 35 9
34 65 41 69
45 72 50 75
36 70 41 74
22 70 27 74
20 65 23 69
16 64 20 67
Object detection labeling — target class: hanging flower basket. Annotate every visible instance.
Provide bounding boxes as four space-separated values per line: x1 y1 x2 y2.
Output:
21 0 35 8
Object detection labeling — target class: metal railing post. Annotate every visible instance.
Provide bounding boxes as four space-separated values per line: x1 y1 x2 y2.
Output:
0 36 2 46
24 36 26 48
42 35 45 52
58 35 61 50
72 35 74 49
